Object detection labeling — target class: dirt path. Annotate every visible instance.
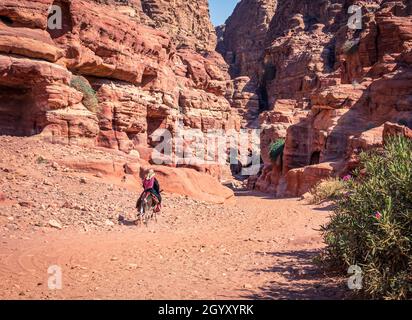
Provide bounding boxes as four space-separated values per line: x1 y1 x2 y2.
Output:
0 191 345 300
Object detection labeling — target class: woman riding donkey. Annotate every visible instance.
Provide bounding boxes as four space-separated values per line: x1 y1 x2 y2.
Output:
137 169 162 212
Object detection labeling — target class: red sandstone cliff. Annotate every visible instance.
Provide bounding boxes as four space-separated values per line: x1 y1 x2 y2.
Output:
217 0 278 79
221 0 412 196
140 0 217 52
0 0 238 155
0 0 411 198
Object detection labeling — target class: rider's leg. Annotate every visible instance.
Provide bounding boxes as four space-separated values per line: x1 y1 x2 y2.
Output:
149 189 161 204
145 189 161 212
153 191 162 212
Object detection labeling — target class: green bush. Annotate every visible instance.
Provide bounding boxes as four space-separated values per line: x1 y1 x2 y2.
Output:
269 139 285 163
70 75 98 113
319 136 412 299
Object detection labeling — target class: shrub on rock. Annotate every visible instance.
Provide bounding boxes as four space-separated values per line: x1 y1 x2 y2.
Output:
70 75 98 113
269 139 285 163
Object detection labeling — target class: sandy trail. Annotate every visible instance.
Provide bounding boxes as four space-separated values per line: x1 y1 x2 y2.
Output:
0 191 345 300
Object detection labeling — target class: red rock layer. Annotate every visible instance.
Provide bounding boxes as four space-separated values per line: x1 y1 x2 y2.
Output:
0 0 239 155
222 0 412 196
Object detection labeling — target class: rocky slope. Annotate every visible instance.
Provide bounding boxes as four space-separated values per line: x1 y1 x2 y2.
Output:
220 0 412 196
0 135 234 234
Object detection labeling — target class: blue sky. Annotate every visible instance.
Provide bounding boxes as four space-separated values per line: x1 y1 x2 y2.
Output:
209 0 239 26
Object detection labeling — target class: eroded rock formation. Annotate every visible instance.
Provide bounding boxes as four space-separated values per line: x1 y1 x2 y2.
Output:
221 0 412 196
0 0 244 200
1 0 411 199
217 0 278 79
0 0 238 151
139 0 217 51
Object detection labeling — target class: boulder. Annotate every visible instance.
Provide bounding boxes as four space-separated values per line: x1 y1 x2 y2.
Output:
142 165 235 204
285 162 337 197
383 122 412 142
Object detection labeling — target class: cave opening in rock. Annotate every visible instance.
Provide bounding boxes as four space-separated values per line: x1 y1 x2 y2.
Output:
310 151 321 165
141 67 158 87
0 86 43 136
304 16 318 31
141 73 157 87
0 15 13 26
326 44 336 71
257 63 276 112
47 0 73 39
263 64 277 82
231 52 237 64
258 85 269 112
147 115 167 147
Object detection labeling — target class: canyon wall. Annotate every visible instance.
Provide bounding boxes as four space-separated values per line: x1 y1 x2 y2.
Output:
217 0 278 79
139 0 217 51
1 0 411 197
221 0 412 196
0 0 239 163
217 0 278 127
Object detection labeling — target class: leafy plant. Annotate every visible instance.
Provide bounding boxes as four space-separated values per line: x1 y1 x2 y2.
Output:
309 178 346 205
319 136 412 299
70 75 98 113
269 139 285 163
36 156 48 164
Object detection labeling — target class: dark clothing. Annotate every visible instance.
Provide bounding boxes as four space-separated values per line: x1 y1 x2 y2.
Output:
153 179 161 201
148 178 161 203
145 188 161 203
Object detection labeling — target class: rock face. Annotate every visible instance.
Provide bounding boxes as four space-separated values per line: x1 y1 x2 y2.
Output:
0 0 242 201
83 0 216 51
54 152 234 204
0 0 238 149
145 165 235 204
219 0 412 196
218 0 278 79
140 0 217 51
1 0 411 200
217 0 278 127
